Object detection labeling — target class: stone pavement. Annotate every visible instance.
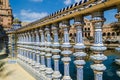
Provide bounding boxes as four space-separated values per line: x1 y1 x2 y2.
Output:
0 58 36 80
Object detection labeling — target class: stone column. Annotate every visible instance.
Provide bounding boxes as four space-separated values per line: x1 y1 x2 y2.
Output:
39 29 46 74
34 30 41 71
61 20 72 80
26 49 29 64
45 26 53 79
22 49 25 62
73 16 86 80
26 32 29 44
51 24 62 80
24 33 27 44
21 34 24 43
17 48 20 61
31 50 36 68
115 5 120 77
20 34 22 43
28 50 33 66
90 11 107 80
28 32 31 44
30 31 36 68
24 49 27 62
23 33 25 43
31 31 35 46
35 52 40 71
18 47 21 59
28 32 33 66
35 29 40 45
21 49 24 60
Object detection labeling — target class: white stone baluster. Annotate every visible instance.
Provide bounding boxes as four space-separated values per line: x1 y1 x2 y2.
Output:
61 20 72 80
90 11 107 80
45 26 53 79
51 24 62 80
39 29 46 75
73 16 86 80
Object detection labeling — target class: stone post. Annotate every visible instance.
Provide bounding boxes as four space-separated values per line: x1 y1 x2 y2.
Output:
61 20 72 80
26 49 29 64
45 26 53 79
90 11 107 80
30 31 36 69
39 29 46 75
51 24 62 80
34 30 40 71
28 32 31 44
28 50 33 68
73 16 86 80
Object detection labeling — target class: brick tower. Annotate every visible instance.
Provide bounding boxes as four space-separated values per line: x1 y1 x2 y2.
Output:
0 0 13 30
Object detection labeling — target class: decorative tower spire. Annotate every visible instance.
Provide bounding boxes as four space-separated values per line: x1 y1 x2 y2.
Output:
0 0 13 30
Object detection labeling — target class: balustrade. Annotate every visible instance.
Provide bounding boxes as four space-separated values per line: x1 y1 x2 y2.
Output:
8 0 120 80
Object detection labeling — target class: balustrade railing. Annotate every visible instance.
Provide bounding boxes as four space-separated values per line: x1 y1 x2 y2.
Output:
7 0 120 80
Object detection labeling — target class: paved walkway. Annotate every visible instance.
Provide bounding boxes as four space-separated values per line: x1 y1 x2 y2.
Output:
0 54 36 80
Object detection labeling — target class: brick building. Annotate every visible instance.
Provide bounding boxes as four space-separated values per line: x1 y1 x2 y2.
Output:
0 0 13 30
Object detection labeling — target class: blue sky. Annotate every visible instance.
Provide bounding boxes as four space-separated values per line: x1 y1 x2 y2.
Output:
10 0 118 23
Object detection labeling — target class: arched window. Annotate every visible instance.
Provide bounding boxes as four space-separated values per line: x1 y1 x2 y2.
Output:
103 33 106 36
88 33 90 36
85 33 87 37
69 33 72 37
107 32 110 36
88 28 90 31
117 32 119 36
74 33 76 37
112 32 115 36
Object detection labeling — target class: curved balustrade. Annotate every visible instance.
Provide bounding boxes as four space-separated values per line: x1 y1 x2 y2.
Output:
7 0 120 80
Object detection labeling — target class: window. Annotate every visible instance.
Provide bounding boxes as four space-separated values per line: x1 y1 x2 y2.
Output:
107 32 110 36
103 33 106 36
117 32 119 36
88 33 90 36
112 32 115 36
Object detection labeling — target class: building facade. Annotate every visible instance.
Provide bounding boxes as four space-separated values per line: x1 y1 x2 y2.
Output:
69 19 120 44
103 24 120 43
0 0 13 30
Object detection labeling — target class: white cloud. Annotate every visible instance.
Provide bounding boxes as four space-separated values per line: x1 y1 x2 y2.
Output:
74 0 80 3
64 0 72 5
20 9 48 22
30 0 43 2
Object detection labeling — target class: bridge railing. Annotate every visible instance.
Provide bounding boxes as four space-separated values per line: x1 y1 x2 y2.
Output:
7 0 120 80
